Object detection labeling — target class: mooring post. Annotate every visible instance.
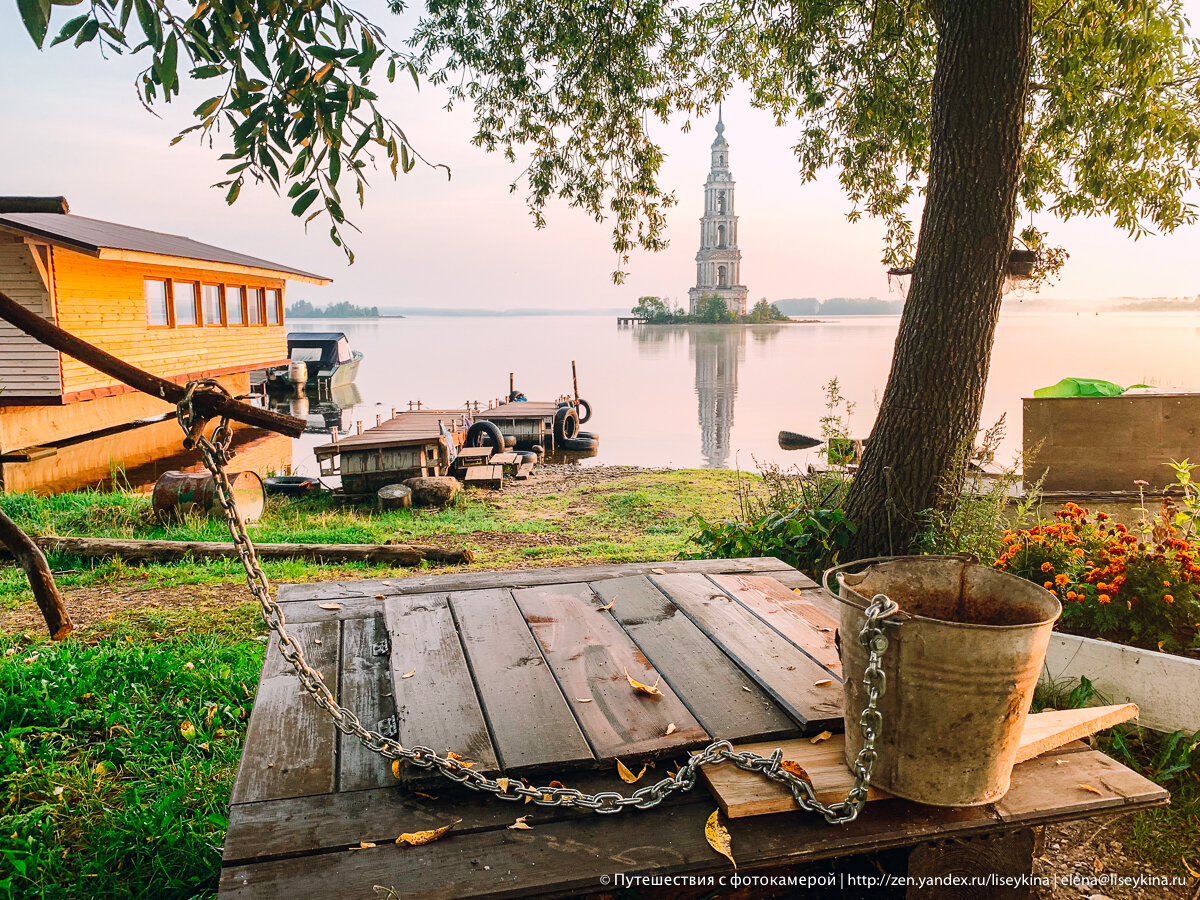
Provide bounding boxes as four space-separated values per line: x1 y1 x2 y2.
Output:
331 426 339 445
510 372 514 398
572 360 579 405
376 414 382 427
356 421 363 435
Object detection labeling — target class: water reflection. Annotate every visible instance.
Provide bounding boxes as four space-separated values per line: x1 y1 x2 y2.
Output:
267 383 363 435
633 325 782 468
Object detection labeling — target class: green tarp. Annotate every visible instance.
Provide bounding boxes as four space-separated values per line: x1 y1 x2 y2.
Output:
1033 378 1153 398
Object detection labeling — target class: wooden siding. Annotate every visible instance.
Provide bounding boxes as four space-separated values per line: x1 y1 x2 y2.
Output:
0 233 62 398
51 248 288 397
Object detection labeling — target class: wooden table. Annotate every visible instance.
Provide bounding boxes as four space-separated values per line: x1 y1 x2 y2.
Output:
219 558 1167 899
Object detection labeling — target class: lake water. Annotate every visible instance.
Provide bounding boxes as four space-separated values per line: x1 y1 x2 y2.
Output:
285 313 1200 477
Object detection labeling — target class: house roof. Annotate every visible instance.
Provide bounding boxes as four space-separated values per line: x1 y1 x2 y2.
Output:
0 206 331 285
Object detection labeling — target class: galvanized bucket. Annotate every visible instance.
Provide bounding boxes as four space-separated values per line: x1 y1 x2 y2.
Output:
152 470 265 524
826 555 1061 807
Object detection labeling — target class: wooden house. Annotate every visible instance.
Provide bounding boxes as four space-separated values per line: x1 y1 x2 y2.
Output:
0 196 329 492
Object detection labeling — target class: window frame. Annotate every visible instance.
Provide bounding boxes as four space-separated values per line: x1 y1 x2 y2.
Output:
201 283 225 327
225 284 247 326
247 286 265 326
171 279 202 328
265 287 282 325
144 278 171 328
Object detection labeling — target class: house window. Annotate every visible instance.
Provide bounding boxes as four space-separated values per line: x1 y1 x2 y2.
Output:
145 279 169 327
202 284 224 325
226 286 245 325
265 289 281 325
248 288 264 325
173 281 199 326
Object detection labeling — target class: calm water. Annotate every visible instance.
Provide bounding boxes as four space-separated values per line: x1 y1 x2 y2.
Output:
284 313 1200 476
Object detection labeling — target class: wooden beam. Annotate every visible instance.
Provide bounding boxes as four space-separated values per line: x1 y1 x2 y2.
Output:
0 289 304 438
94 249 330 285
0 508 73 640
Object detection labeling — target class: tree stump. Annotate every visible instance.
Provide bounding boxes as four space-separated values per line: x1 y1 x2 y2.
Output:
377 484 413 511
906 827 1038 899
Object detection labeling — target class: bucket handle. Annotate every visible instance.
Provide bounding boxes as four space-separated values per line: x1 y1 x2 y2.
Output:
821 553 980 613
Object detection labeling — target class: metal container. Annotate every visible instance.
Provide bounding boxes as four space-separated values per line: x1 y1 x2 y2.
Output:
830 555 1061 807
152 470 266 524
289 360 309 388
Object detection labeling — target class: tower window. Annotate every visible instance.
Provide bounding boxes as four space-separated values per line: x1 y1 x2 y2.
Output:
718 265 728 287
717 192 726 214
717 224 726 248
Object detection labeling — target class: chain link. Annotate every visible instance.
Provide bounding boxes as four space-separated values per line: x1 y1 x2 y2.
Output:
180 382 899 823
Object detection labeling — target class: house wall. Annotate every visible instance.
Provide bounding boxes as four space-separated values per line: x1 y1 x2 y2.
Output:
51 248 288 399
1023 395 1200 492
0 232 62 398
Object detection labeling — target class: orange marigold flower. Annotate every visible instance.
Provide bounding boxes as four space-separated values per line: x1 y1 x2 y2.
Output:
1163 580 1171 587
1164 594 1175 604
1073 548 1085 557
1055 574 1069 586
1098 594 1111 604
1041 562 1054 573
1096 511 1110 521
1066 591 1078 600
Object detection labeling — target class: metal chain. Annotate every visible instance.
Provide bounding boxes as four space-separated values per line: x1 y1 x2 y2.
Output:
180 381 899 823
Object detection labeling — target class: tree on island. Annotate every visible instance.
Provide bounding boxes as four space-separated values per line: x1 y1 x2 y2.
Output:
287 299 380 318
744 299 789 324
631 296 682 323
25 0 1200 556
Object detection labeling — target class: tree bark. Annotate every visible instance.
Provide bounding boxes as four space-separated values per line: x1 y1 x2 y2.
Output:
842 0 1033 559
0 509 73 639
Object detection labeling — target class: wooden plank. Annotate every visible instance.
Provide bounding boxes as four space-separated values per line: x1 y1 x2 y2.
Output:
464 464 503 489
229 620 340 804
514 582 710 761
277 557 797 603
702 705 1144 818
593 576 799 742
449 588 594 772
336 615 396 792
709 574 842 675
383 594 500 773
651 573 842 730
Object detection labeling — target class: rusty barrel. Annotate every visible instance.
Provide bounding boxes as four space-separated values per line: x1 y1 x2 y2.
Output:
152 470 265 524
828 555 1061 806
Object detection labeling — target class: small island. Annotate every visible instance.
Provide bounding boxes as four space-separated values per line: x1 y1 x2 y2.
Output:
629 295 792 324
287 299 391 318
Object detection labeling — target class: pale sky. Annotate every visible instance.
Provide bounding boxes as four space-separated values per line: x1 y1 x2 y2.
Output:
2 2 1198 310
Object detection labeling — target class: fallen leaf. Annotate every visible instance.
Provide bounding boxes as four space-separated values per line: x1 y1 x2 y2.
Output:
1077 783 1103 795
413 792 437 800
396 820 458 846
391 759 403 779
1182 856 1200 879
617 760 647 784
179 721 197 742
446 752 475 768
355 841 377 849
374 594 385 599
742 686 751 692
1056 759 1069 765
780 760 813 785
624 668 662 697
401 670 416 679
317 602 342 610
665 723 677 736
652 568 668 574
810 730 833 744
576 697 593 703
705 810 735 868
548 781 564 788
596 599 616 611
497 777 510 792
814 679 833 687
508 816 533 830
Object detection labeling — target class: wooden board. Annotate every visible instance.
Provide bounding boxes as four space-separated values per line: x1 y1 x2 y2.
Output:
651 573 842 729
448 588 594 771
335 615 396 792
702 704 1141 818
382 594 499 773
463 464 503 489
708 573 843 675
594 576 800 742
229 620 341 804
514 582 710 760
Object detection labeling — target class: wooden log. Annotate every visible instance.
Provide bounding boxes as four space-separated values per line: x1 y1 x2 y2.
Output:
0 289 305 439
4 536 473 566
0 509 73 639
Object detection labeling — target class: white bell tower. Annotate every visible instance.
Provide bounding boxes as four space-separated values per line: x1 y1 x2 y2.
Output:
688 106 748 316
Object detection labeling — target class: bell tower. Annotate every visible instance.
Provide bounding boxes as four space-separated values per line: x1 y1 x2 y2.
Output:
688 107 748 316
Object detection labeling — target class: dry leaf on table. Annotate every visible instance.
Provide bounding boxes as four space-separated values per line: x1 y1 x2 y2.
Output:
595 599 616 611
810 730 833 744
814 679 833 687
401 670 416 679
576 697 593 703
391 759 404 779
354 841 377 849
446 752 475 768
665 723 677 736
396 820 459 846
652 568 668 574
317 602 342 610
1077 783 1103 795
624 668 662 697
705 810 735 868
780 760 813 785
617 760 647 784
508 816 533 830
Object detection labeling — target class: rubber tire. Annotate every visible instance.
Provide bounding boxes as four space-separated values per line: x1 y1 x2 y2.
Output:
576 398 592 424
264 475 321 497
559 432 598 452
515 450 538 464
553 406 580 442
465 420 506 450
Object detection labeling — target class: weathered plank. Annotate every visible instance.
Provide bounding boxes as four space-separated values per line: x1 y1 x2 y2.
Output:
336 615 397 792
229 620 340 804
514 582 709 761
708 574 842 675
593 576 798 743
449 588 594 772
277 557 797 603
651 573 842 730
383 594 499 773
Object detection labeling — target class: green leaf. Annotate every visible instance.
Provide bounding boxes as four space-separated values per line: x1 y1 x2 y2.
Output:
225 179 241 204
75 18 99 46
291 189 320 216
17 0 52 47
49 13 88 46
193 96 222 118
160 33 178 93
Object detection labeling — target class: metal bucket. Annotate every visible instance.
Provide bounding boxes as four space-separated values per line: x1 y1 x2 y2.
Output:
828 555 1061 807
152 470 265 524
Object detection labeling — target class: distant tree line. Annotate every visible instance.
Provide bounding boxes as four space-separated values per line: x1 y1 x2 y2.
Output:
774 297 904 316
287 300 380 318
631 295 789 324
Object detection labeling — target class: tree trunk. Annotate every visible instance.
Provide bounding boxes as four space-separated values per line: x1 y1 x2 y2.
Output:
0 508 73 639
842 0 1033 559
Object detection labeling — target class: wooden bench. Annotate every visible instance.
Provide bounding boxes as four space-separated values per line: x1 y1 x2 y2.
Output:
219 559 1168 899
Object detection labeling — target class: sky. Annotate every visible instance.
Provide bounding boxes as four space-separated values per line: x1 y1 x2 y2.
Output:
2 2 1198 311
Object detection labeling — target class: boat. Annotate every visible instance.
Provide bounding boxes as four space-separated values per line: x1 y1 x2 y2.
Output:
266 332 362 394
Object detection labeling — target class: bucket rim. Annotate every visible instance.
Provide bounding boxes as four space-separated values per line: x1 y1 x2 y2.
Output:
823 555 1063 631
